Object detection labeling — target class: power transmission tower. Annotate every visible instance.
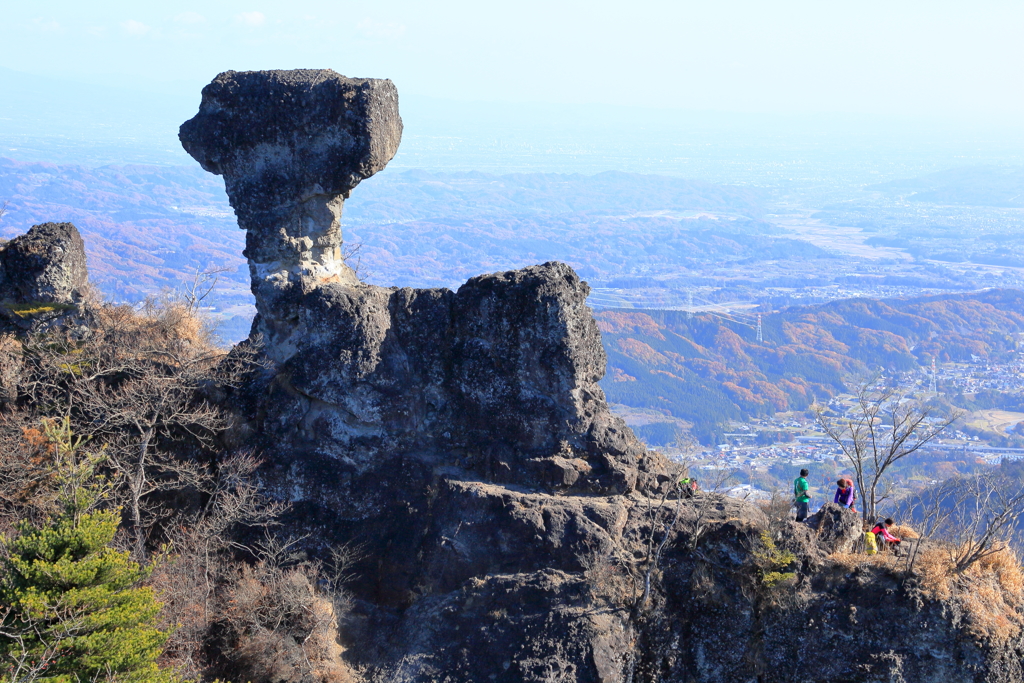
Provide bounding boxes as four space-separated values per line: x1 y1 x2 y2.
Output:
756 314 763 343
930 357 937 393
687 290 693 320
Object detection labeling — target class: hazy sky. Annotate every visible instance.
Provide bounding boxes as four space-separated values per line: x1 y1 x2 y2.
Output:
5 0 1024 120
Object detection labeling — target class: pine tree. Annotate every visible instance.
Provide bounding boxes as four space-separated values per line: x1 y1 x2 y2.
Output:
0 419 178 683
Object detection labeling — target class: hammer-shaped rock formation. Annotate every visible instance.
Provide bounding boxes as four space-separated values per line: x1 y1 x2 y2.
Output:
181 69 652 496
180 69 402 355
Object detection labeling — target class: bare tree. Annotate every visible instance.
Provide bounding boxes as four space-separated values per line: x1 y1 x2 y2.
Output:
19 302 264 559
151 452 285 678
0 605 82 683
635 480 684 611
814 379 961 522
682 462 736 551
897 470 1024 576
896 477 958 575
341 241 369 280
939 474 1024 572
181 265 233 316
622 462 736 683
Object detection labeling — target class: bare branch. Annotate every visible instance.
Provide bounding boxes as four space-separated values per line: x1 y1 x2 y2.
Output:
814 376 962 522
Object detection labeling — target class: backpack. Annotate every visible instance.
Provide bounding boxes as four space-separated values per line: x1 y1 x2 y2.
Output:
864 531 878 555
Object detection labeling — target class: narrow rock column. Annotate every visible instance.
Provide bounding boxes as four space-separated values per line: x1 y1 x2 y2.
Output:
179 69 402 352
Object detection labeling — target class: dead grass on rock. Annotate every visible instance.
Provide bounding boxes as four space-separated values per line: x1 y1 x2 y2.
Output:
914 544 1024 642
828 541 1024 643
826 551 901 571
824 517 1024 643
888 524 919 540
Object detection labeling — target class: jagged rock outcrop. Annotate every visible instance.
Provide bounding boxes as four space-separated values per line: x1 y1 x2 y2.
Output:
179 69 402 356
0 221 90 338
181 70 1024 683
0 221 87 306
235 261 653 494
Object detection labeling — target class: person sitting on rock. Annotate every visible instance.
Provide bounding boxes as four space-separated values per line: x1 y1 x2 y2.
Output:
679 476 698 498
871 518 901 552
793 468 811 522
833 478 857 512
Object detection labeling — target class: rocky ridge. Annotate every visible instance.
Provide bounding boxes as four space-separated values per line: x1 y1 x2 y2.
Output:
175 69 1024 682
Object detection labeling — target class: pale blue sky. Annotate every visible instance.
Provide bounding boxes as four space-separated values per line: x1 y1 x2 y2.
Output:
4 0 1024 120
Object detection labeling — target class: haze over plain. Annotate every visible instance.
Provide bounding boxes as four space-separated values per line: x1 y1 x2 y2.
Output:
3 0 1024 386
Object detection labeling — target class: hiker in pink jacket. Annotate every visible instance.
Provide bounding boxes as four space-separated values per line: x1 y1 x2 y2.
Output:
871 518 901 551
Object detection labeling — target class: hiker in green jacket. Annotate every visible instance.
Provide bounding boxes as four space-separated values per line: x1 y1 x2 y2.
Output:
793 468 811 522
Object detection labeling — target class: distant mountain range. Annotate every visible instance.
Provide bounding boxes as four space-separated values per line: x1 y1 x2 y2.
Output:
597 289 1024 444
0 157 249 307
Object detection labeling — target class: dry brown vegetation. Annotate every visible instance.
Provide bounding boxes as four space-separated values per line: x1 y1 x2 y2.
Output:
828 521 1024 644
915 544 1024 642
218 558 356 683
0 295 358 682
888 524 920 540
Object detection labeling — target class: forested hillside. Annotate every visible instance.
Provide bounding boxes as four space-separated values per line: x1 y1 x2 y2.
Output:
598 289 1024 442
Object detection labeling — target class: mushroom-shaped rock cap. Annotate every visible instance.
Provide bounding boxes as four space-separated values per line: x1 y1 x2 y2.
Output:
179 69 402 219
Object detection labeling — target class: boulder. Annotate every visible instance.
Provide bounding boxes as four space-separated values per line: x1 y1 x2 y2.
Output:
0 222 87 305
808 502 862 554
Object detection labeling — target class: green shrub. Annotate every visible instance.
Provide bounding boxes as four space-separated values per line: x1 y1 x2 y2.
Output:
753 530 797 589
0 420 178 683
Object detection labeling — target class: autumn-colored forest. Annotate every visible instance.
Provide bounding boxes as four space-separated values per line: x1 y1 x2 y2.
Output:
598 289 1024 443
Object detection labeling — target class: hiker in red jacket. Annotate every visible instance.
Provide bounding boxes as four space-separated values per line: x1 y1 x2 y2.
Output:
871 518 901 551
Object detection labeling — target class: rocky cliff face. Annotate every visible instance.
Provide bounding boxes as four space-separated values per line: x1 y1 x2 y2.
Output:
181 70 1024 683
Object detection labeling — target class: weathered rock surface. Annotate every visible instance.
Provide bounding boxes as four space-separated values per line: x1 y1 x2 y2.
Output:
807 501 863 555
237 260 655 495
0 221 87 306
181 71 1024 683
179 69 402 356
0 221 90 336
